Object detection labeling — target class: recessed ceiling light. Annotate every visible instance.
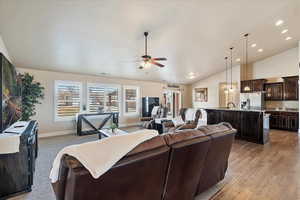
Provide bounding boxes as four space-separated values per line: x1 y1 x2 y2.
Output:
275 20 284 26
236 58 241 62
189 76 195 79
281 29 288 34
258 49 263 52
285 36 292 41
251 43 257 48
189 72 194 76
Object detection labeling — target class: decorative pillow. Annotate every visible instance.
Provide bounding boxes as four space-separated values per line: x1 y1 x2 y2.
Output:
172 116 185 127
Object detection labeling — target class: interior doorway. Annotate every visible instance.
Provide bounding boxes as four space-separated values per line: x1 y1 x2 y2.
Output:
163 90 182 118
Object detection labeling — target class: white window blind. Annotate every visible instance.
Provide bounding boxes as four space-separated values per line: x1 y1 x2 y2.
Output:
123 86 139 115
55 81 82 121
87 83 120 113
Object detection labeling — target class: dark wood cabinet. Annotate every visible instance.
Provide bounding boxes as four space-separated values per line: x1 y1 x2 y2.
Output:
267 111 299 131
241 79 266 93
283 76 299 101
241 80 252 93
252 79 266 92
0 121 38 199
240 111 263 142
264 83 283 101
205 109 268 144
220 111 242 138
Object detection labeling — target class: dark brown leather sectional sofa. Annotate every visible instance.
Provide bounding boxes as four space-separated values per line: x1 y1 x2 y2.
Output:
52 122 236 200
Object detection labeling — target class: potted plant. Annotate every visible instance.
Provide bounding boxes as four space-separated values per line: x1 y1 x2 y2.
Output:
20 73 44 121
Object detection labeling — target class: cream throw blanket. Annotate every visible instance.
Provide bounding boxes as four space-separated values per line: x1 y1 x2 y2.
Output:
49 129 158 183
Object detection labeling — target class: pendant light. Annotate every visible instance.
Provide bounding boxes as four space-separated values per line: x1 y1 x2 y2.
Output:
243 33 251 91
224 57 229 94
229 47 234 92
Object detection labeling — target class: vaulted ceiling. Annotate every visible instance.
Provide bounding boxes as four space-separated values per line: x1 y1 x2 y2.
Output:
0 0 299 84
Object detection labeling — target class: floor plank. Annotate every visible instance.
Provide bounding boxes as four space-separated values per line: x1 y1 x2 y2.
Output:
211 129 300 200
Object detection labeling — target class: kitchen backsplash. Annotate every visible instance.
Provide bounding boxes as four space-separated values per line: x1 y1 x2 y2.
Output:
265 101 299 109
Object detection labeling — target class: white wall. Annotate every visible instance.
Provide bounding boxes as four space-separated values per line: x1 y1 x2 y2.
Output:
18 67 190 135
0 35 10 60
252 47 299 79
192 65 241 108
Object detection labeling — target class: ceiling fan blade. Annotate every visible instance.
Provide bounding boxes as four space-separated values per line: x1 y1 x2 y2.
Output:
150 61 165 67
152 58 167 61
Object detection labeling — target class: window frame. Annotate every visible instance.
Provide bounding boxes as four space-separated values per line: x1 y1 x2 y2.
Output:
54 80 83 122
123 85 140 116
86 83 121 114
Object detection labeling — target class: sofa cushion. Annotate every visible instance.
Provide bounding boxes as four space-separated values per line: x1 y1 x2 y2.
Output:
197 122 234 136
163 129 207 146
126 135 166 156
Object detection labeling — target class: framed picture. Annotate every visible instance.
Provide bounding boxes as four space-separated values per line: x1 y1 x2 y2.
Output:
194 88 208 102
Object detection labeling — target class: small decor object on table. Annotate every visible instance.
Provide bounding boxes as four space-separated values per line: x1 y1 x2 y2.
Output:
194 88 208 102
110 122 118 134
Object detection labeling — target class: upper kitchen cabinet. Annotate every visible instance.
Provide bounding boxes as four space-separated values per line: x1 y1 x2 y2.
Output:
241 79 266 93
252 79 267 92
282 76 299 101
241 80 252 93
265 83 283 101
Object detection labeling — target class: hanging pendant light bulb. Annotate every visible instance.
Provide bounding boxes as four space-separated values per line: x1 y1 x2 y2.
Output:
229 47 234 92
243 33 251 92
224 57 229 94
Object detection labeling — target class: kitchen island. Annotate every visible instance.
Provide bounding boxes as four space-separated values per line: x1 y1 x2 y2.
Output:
205 108 269 144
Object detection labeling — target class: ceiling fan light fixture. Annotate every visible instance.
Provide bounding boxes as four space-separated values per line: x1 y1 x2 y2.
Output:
141 61 151 69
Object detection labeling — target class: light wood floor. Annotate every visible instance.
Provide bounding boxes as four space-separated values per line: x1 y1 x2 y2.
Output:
212 130 300 200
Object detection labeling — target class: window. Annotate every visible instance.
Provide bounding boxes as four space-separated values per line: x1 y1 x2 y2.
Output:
54 81 82 121
87 83 120 113
123 86 139 115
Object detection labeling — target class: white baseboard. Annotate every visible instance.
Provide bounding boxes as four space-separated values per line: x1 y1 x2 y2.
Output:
39 123 142 138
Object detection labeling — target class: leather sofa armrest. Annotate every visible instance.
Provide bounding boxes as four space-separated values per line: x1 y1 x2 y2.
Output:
64 155 84 169
52 155 77 200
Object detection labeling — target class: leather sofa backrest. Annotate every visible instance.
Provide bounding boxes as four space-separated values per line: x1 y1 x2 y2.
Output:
52 135 170 200
52 123 236 200
162 129 211 200
196 122 236 194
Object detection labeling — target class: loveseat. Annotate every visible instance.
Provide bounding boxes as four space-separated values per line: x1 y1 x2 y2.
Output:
52 122 236 200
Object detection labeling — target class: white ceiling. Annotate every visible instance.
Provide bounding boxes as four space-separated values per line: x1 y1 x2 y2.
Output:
0 0 299 84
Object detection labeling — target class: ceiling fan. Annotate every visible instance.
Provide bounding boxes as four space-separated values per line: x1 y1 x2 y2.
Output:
139 32 167 69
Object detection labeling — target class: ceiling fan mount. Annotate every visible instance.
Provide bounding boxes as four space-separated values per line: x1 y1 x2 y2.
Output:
139 31 167 69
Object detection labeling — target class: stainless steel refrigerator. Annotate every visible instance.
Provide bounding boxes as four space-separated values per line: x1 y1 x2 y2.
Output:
240 92 265 110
